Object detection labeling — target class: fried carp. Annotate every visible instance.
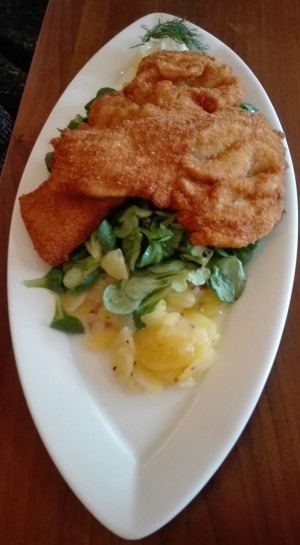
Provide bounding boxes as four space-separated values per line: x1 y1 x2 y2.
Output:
47 107 285 248
19 50 285 263
19 181 123 265
123 50 245 112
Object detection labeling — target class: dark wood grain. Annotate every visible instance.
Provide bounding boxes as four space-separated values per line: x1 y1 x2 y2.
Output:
0 1 299 544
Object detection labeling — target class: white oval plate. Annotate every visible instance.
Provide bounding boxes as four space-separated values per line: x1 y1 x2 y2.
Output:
7 13 298 540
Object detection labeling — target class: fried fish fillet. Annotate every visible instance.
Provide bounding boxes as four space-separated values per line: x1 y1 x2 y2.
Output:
87 50 245 130
88 87 209 129
48 116 186 207
123 50 245 112
19 181 123 265
47 107 286 248
87 91 142 129
20 50 285 264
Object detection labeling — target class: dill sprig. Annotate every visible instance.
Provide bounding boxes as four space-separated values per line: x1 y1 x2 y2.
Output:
132 17 209 51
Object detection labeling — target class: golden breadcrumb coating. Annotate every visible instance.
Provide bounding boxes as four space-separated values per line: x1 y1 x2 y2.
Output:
19 50 286 264
88 91 142 129
47 107 285 248
88 50 245 129
123 50 245 112
87 88 207 130
19 181 123 265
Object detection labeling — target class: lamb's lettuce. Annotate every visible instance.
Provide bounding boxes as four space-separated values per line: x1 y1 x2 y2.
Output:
207 256 246 302
50 297 85 334
25 199 258 331
98 200 257 313
97 219 117 253
24 266 64 293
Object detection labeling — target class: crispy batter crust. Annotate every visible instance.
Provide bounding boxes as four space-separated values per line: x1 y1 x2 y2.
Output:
19 50 286 264
88 91 142 129
123 50 245 112
19 182 123 265
88 50 245 129
47 107 285 248
48 116 195 205
87 88 208 130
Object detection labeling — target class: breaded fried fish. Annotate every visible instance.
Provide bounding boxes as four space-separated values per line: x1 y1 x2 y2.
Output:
88 91 142 129
47 107 285 248
123 50 245 112
87 50 245 130
88 86 209 129
19 181 123 265
20 50 285 264
48 116 188 207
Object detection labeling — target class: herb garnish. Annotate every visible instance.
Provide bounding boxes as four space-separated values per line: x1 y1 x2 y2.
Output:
132 17 209 51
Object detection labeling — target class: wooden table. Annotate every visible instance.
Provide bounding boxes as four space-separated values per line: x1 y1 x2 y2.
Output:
1 1 299 543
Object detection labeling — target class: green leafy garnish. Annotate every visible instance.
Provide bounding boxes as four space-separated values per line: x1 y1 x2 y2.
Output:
84 87 116 113
85 231 103 259
44 87 116 168
103 275 172 318
67 113 86 130
50 298 84 333
24 267 64 293
213 241 258 265
207 256 246 302
63 256 102 293
138 240 174 267
25 201 257 329
103 281 142 315
239 102 258 113
65 268 101 294
45 151 53 172
97 219 117 252
86 201 256 313
133 285 172 328
132 17 209 51
122 231 143 271
123 275 170 301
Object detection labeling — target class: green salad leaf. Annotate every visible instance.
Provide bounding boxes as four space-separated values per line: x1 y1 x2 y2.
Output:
239 102 259 113
63 256 102 293
207 256 246 302
122 231 143 271
85 231 103 259
96 200 257 310
24 267 64 293
67 113 86 130
97 219 117 252
84 87 116 113
45 151 53 172
50 297 85 334
133 286 172 328
103 281 142 315
99 198 255 320
25 198 258 331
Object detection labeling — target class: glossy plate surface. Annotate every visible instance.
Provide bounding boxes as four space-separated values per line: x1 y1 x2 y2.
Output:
7 13 298 539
